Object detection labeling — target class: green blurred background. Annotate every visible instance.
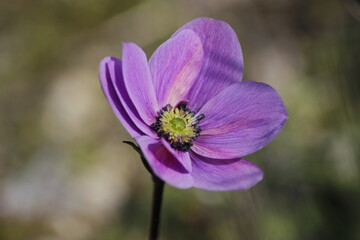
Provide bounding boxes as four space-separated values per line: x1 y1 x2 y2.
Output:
0 0 359 239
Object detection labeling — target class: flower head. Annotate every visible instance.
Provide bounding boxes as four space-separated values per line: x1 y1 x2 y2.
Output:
99 17 287 191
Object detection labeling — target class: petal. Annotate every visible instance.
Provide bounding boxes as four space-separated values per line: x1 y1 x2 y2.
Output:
173 17 244 111
136 136 193 189
149 29 204 107
193 81 287 159
190 152 263 191
161 138 192 172
122 43 159 125
107 57 157 138
99 57 143 138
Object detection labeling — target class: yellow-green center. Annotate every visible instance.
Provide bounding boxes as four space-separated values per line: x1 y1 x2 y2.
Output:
151 101 204 152
169 118 186 131
160 107 197 143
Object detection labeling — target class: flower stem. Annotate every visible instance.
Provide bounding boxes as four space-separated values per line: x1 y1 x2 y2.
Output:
149 175 165 240
123 141 165 240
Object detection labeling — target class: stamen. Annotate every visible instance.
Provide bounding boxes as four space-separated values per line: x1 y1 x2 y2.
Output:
176 101 188 110
151 101 205 152
196 114 205 121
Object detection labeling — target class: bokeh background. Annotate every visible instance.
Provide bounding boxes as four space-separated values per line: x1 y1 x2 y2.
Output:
0 0 359 239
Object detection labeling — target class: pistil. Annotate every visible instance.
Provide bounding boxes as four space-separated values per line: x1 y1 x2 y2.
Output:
151 101 205 152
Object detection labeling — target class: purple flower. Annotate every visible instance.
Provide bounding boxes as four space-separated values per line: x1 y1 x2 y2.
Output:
99 18 287 191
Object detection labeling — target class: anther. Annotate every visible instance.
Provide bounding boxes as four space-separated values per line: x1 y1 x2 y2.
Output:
194 126 202 133
177 101 188 110
196 114 205 121
164 104 172 111
150 123 158 129
163 132 170 140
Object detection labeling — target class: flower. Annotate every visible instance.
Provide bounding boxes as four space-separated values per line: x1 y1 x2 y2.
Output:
99 17 287 191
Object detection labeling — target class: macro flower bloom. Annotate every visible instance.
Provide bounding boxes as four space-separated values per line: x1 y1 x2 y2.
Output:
99 17 287 191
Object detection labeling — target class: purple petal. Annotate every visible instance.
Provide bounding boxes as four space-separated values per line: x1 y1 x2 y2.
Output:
149 29 204 107
193 81 287 159
161 138 192 172
136 136 193 189
190 152 263 191
99 57 143 138
173 17 244 111
107 57 157 138
122 43 159 125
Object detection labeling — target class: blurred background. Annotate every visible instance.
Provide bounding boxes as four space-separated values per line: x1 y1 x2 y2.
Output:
0 0 359 239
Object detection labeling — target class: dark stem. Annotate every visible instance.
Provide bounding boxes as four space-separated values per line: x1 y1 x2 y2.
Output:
123 141 165 240
149 176 165 240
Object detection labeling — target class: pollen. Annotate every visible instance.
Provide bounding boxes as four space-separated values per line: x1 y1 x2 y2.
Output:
151 101 205 152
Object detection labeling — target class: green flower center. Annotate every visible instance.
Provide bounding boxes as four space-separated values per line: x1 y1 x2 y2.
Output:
151 101 205 152
170 118 186 131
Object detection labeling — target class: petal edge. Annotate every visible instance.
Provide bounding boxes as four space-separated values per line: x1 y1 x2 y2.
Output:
122 43 159 125
173 17 244 111
190 152 263 191
99 57 143 138
193 81 287 159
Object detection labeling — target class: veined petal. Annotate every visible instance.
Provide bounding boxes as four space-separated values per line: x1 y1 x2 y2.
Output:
136 136 193 189
122 43 159 125
149 29 204 107
161 138 192 172
190 152 263 191
99 57 143 138
173 17 244 111
193 81 287 159
107 57 157 138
